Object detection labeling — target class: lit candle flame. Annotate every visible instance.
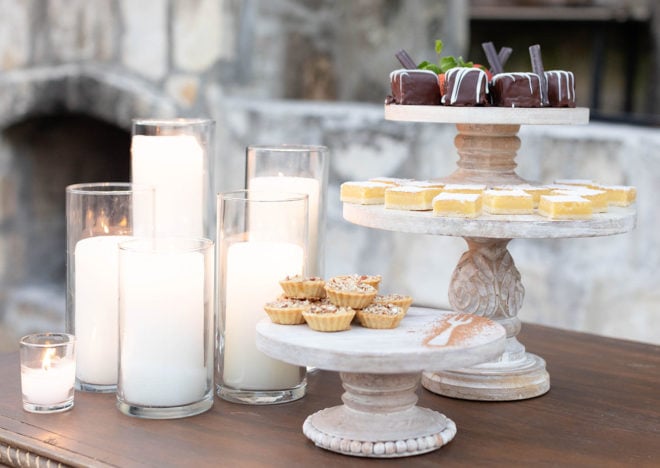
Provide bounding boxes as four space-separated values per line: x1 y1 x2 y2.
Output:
100 214 110 234
42 348 56 371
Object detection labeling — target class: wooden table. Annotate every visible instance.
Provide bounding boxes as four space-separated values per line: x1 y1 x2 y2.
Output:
1 324 658 467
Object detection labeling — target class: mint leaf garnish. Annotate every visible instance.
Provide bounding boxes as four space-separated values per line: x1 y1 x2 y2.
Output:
416 39 475 74
418 61 442 74
435 40 444 55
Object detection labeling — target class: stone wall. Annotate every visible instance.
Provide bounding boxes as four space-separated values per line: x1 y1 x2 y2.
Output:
0 0 657 349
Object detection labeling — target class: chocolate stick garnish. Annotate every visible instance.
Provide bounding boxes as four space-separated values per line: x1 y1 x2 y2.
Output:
395 49 417 69
498 47 513 69
482 41 503 75
529 44 549 106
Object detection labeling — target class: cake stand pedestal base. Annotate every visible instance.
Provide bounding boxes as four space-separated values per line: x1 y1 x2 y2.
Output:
422 237 550 400
422 352 549 401
257 308 506 458
302 372 456 458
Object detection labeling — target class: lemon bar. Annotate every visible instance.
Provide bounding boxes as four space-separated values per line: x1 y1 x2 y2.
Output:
442 183 487 195
551 187 608 213
385 186 443 211
538 195 592 220
340 181 390 204
433 193 482 218
483 189 534 214
368 177 414 186
592 184 637 206
491 184 553 208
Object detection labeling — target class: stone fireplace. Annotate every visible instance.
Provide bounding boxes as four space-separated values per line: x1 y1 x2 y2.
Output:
0 113 130 338
0 63 184 347
0 65 177 342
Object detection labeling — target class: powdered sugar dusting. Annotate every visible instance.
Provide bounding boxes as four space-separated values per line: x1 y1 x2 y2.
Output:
484 189 530 198
541 195 589 203
434 193 481 202
343 181 391 188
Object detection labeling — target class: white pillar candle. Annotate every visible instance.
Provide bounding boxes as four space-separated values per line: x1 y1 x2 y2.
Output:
131 135 204 237
21 350 75 405
119 249 208 406
74 235 131 386
223 240 304 390
248 176 320 274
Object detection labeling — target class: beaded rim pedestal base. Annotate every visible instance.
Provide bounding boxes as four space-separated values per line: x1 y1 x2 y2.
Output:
303 372 456 457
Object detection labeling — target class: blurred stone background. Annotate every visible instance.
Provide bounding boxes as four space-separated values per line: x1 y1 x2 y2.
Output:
0 0 658 352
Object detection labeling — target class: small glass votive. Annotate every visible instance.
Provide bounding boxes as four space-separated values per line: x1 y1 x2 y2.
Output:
217 190 308 405
117 237 215 419
66 182 154 393
246 145 329 277
20 333 76 413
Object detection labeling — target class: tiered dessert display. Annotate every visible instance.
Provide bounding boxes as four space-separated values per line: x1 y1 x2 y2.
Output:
342 42 636 400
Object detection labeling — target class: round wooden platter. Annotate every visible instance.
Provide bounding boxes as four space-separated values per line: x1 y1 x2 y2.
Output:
343 203 636 240
256 307 505 373
256 307 505 458
384 104 590 125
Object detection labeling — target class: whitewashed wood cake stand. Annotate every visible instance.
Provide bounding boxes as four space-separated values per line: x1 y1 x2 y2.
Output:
343 105 636 401
256 307 505 458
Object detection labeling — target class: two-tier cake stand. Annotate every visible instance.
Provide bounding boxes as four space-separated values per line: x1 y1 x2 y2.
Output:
343 105 636 401
256 307 505 458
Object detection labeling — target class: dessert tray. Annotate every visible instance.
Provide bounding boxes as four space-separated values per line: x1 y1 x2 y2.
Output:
256 307 505 458
385 105 589 125
342 105 636 401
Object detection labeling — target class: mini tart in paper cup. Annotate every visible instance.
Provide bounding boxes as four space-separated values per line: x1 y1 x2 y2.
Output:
324 278 377 309
263 298 311 325
302 302 355 332
356 303 405 329
332 274 382 290
279 275 326 299
374 293 413 314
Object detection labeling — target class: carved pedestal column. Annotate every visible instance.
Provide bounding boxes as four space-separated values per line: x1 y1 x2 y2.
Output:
422 238 550 400
445 124 527 185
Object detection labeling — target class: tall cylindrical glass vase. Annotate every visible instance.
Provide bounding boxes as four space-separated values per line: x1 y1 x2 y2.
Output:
117 237 215 419
131 118 214 239
65 182 154 393
246 145 328 277
217 190 308 404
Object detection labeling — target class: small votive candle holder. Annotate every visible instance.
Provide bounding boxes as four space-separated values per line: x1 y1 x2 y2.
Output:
20 333 76 413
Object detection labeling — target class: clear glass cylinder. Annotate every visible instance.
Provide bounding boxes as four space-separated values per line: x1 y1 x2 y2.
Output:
246 145 328 277
65 182 154 393
116 237 215 419
20 333 76 413
131 118 215 239
217 190 308 404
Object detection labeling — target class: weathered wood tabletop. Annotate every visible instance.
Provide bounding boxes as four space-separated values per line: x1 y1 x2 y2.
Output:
0 324 658 467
